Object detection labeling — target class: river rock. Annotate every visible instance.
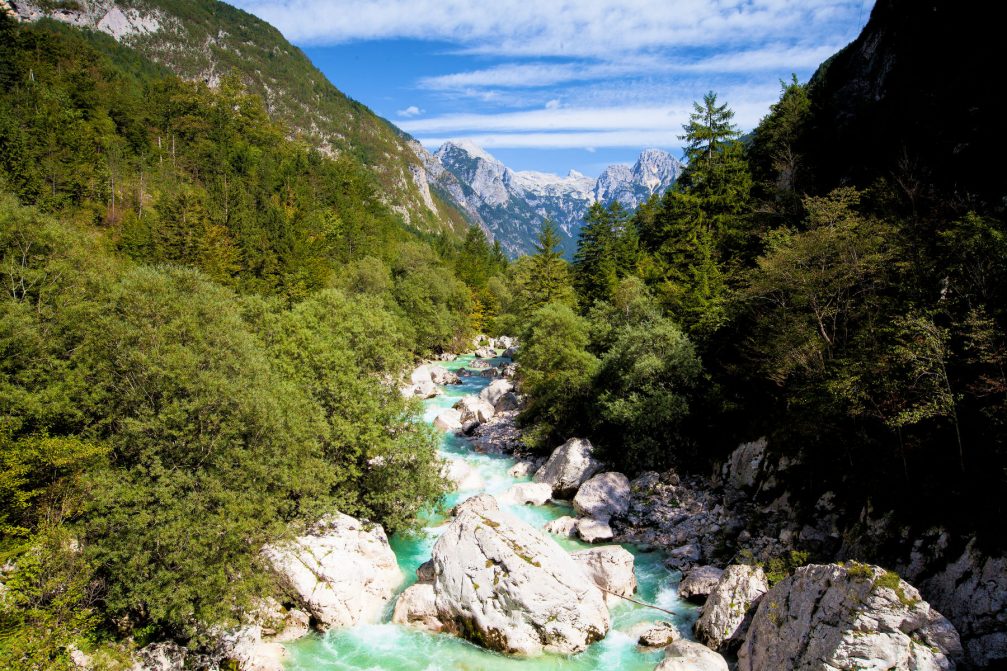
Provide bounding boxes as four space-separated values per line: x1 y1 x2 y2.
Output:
430 365 461 385
503 346 519 358
919 539 1007 668
533 438 603 498
636 621 681 649
508 459 540 478
480 379 514 407
573 472 630 521
678 566 724 604
657 640 729 671
417 560 435 583
431 503 610 655
570 546 637 608
737 563 963 671
474 346 497 358
250 597 309 642
443 458 485 491
451 493 500 517
502 482 553 506
263 514 403 630
392 583 444 633
694 564 768 652
576 517 614 544
131 642 187 671
494 392 521 412
433 408 463 432
543 516 577 538
221 626 287 671
454 396 495 424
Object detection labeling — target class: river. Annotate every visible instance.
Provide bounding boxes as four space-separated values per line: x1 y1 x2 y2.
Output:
284 353 698 670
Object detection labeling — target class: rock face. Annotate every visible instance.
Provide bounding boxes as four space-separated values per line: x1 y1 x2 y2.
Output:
454 396 496 424
919 539 1007 668
502 482 553 506
694 565 768 652
392 583 444 633
738 563 962 671
533 438 603 498
657 640 729 671
570 546 637 608
573 472 630 521
431 499 610 655
678 566 724 604
263 514 403 630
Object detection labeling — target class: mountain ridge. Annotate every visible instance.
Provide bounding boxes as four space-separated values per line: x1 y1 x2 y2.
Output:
433 142 683 257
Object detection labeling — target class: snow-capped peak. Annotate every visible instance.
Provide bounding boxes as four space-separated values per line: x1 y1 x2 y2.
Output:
436 139 499 165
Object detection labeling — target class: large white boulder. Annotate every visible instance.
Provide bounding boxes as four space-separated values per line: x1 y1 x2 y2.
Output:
576 518 614 544
454 396 495 424
431 502 610 655
657 640 729 671
474 346 497 358
573 472 630 521
570 546 637 608
543 516 577 538
533 438 603 498
263 514 403 630
738 563 963 671
392 583 444 633
429 365 461 385
480 379 514 407
221 626 287 671
433 408 463 432
694 564 768 651
501 482 553 506
678 566 724 604
410 365 432 385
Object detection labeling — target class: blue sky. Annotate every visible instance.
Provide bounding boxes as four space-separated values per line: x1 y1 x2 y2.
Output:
232 0 873 176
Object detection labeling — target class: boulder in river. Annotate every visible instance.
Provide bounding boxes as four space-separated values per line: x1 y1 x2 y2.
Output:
508 459 541 479
502 482 552 506
392 583 444 633
430 365 461 385
636 621 681 649
431 501 610 655
454 396 495 424
479 379 514 407
263 514 402 630
576 517 614 544
433 408 463 432
694 564 768 652
570 545 637 608
657 640 729 671
543 516 578 538
533 437 603 498
474 346 497 358
737 563 962 671
678 566 724 604
451 493 500 517
573 471 630 521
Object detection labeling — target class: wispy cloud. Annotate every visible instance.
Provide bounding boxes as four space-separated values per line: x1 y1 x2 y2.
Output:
396 105 424 117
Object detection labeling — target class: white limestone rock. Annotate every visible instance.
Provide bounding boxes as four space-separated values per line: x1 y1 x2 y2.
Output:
570 545 637 608
694 564 768 652
573 472 630 521
392 583 444 633
433 408 463 432
543 516 578 538
479 378 514 407
738 563 963 671
501 482 553 506
533 438 603 498
576 518 614 544
454 396 495 424
263 514 403 630
678 566 724 604
656 640 729 671
431 503 610 655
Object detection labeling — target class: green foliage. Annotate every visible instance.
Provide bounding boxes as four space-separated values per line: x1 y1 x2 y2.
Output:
765 550 810 586
573 202 637 306
516 303 598 448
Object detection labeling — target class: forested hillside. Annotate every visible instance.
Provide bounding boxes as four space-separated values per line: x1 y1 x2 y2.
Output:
0 14 507 667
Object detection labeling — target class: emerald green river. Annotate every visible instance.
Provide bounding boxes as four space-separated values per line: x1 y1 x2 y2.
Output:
284 354 698 670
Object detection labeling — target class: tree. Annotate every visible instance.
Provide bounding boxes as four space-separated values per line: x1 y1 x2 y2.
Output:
509 220 577 320
574 202 636 307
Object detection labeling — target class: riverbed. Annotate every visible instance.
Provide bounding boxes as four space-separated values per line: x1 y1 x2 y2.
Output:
284 353 698 670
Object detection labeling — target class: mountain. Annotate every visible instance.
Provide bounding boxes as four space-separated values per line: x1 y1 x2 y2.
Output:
434 141 683 257
8 0 473 234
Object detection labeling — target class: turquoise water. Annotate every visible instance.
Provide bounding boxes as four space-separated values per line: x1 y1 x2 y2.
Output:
284 354 698 670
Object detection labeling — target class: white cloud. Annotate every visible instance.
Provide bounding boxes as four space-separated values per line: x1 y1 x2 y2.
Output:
233 0 865 59
396 105 424 117
545 99 561 110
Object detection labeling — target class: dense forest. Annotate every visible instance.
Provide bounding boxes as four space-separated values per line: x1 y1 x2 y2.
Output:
2 0 1005 668
0 15 507 668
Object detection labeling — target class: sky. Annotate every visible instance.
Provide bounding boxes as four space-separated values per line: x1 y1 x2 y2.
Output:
231 0 874 177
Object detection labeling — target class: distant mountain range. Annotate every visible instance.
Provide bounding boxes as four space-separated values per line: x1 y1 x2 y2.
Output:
427 142 683 257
